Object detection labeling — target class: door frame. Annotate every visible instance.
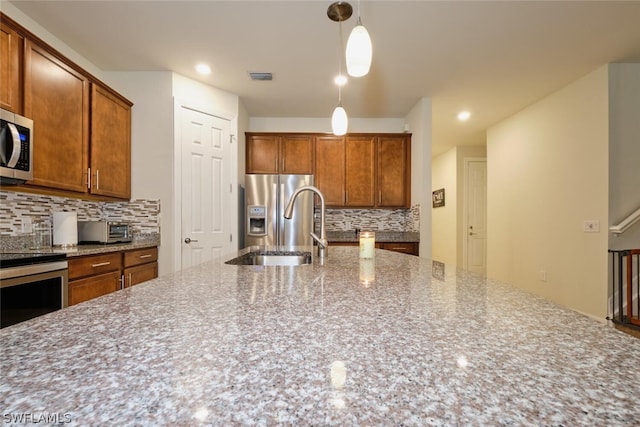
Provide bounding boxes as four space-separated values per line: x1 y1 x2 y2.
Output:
172 98 237 272
462 157 487 273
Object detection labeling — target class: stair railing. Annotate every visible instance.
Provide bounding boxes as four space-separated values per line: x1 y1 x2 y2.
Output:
608 249 640 327
610 206 640 235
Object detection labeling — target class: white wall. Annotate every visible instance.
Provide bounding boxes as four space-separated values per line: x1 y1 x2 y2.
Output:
103 72 175 276
487 66 610 320
249 117 405 133
608 63 640 249
405 98 432 260
431 147 457 265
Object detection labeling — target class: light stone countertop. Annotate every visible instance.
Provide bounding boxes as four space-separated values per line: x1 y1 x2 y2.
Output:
1 246 639 426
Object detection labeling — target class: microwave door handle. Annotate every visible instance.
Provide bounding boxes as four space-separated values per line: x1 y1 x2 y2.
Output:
6 123 22 168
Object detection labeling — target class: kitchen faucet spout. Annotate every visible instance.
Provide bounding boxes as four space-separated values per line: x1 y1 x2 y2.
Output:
284 185 328 259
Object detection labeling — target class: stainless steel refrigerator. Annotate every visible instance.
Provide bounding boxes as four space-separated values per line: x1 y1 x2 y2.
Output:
244 174 314 248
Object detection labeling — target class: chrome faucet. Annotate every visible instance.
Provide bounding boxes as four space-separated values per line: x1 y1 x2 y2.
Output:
284 185 328 259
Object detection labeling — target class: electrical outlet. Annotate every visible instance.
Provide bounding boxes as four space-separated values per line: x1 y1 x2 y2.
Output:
583 220 600 233
21 218 33 233
539 270 547 282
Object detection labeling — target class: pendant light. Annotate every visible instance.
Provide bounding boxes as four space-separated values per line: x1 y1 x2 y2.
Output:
327 2 353 136
346 1 372 77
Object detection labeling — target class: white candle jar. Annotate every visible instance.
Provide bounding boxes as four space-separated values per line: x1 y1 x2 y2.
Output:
359 231 375 259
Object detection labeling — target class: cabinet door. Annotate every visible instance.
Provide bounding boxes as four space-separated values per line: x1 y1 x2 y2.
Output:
24 40 89 193
246 134 279 173
90 83 132 199
315 136 346 206
68 271 121 306
0 22 23 114
280 135 314 174
124 262 158 288
377 135 410 207
345 136 376 206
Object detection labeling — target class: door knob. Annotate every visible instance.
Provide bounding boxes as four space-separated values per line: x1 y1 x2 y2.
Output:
184 237 198 244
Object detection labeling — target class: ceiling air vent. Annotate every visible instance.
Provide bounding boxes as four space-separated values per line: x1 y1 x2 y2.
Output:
249 72 273 81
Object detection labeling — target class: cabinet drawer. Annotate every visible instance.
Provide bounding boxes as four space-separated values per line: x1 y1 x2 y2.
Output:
124 247 158 268
68 253 122 280
380 242 418 256
68 270 121 305
124 262 158 288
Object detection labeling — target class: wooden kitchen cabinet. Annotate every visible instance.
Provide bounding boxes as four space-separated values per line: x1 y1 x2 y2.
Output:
1 13 132 201
24 39 90 193
123 247 158 287
68 252 122 305
377 135 411 208
246 133 314 174
67 247 158 305
0 20 24 114
90 83 132 199
345 136 376 207
314 136 346 206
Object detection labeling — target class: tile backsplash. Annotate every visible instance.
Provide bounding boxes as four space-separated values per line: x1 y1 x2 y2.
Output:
323 204 420 232
0 190 160 237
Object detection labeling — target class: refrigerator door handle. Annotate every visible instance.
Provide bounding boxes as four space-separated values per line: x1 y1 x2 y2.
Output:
279 183 285 246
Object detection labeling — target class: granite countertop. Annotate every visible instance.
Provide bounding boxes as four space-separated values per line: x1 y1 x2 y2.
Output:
327 230 419 243
1 246 639 425
0 235 159 258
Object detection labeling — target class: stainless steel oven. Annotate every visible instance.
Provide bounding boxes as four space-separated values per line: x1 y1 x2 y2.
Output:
0 253 68 328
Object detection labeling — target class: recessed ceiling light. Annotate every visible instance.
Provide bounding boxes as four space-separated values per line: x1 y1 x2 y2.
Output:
457 111 471 121
195 63 211 75
334 74 348 86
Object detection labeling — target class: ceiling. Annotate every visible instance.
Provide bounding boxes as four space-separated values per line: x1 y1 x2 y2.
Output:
6 0 640 157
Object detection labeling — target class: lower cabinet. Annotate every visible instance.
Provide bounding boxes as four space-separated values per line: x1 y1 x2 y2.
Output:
328 241 419 256
67 246 158 306
123 247 158 288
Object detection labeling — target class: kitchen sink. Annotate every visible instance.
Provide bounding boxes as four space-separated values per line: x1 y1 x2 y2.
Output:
225 250 312 266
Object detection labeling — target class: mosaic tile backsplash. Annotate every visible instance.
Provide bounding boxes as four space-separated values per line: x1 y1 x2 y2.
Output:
0 190 160 237
323 204 420 232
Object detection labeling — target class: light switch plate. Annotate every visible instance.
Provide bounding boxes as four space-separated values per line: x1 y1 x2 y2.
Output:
583 220 600 233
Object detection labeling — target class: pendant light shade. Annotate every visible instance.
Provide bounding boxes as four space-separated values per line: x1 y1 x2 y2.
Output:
331 105 348 136
346 18 372 77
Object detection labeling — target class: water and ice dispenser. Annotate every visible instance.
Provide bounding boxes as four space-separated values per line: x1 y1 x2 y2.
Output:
247 205 267 236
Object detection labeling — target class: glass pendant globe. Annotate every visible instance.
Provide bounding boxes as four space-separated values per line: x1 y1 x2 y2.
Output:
331 106 348 136
345 23 372 77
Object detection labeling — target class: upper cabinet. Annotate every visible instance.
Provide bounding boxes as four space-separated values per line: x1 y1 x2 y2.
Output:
90 83 132 199
315 136 346 206
345 136 376 206
377 135 411 207
315 133 411 209
246 133 314 174
0 21 24 114
0 13 133 200
24 40 90 193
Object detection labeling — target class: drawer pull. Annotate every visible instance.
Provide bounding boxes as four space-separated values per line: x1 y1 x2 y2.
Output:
389 247 407 250
139 254 152 259
91 261 111 268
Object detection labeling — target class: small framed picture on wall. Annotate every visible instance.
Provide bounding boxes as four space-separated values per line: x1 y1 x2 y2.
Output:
432 188 445 208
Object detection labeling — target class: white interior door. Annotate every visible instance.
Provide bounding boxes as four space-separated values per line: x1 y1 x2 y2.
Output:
464 159 487 275
180 106 232 269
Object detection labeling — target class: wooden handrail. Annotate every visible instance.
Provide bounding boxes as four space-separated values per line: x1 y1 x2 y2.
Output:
610 207 640 235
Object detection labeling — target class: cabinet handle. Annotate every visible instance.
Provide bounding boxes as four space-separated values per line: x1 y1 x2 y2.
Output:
119 274 125 290
91 261 111 268
379 191 381 205
95 169 100 189
139 254 152 259
86 167 91 189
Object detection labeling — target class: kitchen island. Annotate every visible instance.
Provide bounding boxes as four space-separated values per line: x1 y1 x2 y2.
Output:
1 247 639 426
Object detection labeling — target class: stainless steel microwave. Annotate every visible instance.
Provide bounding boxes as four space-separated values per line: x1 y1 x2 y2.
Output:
0 108 33 185
78 221 132 244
